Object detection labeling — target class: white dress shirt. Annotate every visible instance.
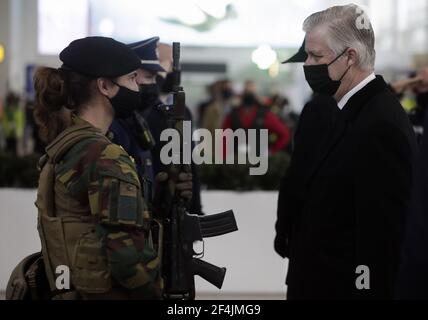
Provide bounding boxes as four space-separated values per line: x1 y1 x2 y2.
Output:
337 73 376 110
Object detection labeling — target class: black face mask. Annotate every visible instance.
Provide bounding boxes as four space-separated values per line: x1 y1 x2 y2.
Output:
139 84 161 111
242 93 257 106
109 82 141 119
156 75 166 92
222 89 233 100
303 48 350 96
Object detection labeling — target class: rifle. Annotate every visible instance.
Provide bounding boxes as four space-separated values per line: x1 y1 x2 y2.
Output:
157 42 238 300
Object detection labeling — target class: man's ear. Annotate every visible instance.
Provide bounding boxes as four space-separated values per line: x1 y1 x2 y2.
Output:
347 48 358 67
97 78 115 97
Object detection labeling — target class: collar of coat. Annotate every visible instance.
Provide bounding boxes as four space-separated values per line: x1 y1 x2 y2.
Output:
339 75 389 123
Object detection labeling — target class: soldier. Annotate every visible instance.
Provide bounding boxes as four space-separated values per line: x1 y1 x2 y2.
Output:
31 36 192 300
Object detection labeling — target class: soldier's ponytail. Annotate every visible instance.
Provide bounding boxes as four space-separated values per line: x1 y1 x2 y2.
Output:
33 67 94 144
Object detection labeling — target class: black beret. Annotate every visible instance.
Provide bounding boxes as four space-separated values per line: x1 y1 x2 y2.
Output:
59 36 141 78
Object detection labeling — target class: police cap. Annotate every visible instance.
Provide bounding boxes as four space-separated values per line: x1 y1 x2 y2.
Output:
128 37 166 72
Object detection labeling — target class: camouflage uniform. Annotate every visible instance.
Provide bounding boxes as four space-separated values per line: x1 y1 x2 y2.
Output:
36 114 162 299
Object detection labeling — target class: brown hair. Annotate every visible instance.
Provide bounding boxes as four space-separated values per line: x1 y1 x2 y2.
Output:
33 67 95 144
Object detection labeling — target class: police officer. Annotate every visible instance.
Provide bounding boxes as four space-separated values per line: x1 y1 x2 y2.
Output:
31 36 191 300
110 37 201 214
109 37 165 206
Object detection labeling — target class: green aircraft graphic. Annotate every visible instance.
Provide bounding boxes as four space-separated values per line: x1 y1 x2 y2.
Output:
159 3 238 32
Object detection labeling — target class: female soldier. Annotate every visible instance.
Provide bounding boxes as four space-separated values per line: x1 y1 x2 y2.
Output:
33 36 191 300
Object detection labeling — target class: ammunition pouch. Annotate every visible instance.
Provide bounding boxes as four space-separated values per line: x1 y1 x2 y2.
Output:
37 214 112 294
72 228 111 293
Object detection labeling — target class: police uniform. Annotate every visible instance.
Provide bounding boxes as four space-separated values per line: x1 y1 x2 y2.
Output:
109 37 165 201
35 37 162 300
109 37 204 216
131 39 204 214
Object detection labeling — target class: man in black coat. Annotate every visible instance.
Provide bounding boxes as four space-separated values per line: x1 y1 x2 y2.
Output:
274 94 337 258
275 4 417 299
275 39 338 259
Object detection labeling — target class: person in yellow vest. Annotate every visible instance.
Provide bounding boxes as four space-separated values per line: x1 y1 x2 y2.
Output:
1 92 25 154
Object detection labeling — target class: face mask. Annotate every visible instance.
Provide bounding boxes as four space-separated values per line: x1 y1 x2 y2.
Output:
139 83 161 111
242 93 257 106
108 82 141 119
222 89 233 100
156 75 166 92
303 48 350 96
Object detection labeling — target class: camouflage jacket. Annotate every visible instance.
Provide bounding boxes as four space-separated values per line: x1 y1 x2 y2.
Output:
48 115 161 298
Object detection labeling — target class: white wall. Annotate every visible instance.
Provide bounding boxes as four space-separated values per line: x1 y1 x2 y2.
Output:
0 189 288 299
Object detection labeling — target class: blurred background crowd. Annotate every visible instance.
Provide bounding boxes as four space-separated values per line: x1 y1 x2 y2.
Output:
1 0 428 190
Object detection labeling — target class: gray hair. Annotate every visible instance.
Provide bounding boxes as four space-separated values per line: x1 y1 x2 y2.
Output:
303 4 376 71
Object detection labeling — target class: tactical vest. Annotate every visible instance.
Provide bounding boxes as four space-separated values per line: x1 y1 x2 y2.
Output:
35 122 115 299
7 118 160 300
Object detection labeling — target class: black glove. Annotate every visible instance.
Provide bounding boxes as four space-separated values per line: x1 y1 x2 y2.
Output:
155 171 193 201
274 234 288 259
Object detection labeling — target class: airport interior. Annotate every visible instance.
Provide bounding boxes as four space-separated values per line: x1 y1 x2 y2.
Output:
1 0 428 301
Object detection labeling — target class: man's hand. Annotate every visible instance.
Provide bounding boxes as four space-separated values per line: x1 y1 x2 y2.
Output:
155 171 193 201
391 77 422 94
274 234 288 259
415 67 428 93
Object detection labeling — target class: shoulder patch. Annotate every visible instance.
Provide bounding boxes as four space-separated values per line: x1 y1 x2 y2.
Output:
96 143 140 185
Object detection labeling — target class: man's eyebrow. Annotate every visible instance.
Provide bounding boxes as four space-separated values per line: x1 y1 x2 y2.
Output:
307 49 323 56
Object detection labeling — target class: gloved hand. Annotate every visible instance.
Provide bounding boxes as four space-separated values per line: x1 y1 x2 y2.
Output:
274 234 288 259
155 171 193 201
